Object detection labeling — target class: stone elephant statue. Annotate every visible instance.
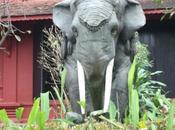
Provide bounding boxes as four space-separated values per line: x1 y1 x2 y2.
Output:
53 0 145 119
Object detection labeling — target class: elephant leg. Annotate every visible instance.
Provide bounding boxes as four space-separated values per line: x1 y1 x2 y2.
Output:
111 58 131 121
65 63 80 113
65 57 93 114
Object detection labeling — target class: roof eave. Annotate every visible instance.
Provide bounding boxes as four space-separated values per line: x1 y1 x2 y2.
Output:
0 9 168 22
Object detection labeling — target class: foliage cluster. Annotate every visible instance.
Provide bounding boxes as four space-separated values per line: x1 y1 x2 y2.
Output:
0 92 50 130
126 35 174 129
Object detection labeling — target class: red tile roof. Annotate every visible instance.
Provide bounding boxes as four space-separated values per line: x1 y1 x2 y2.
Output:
0 0 174 21
139 0 175 9
0 0 59 18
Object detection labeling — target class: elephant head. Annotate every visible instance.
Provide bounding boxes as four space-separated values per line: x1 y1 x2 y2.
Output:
53 0 145 116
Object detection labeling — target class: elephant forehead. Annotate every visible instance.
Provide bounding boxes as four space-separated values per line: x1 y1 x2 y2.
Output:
78 1 113 28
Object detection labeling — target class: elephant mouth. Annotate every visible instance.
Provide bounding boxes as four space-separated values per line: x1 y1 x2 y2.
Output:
77 58 114 114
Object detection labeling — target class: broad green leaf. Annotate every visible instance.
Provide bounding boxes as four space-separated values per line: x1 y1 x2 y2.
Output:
40 92 50 121
166 100 175 130
27 98 40 125
16 107 24 121
131 89 139 126
108 101 117 121
128 56 138 125
0 109 9 125
128 56 136 115
128 56 136 89
36 111 46 130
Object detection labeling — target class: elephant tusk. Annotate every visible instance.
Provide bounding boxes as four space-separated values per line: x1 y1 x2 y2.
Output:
103 58 114 112
77 60 86 114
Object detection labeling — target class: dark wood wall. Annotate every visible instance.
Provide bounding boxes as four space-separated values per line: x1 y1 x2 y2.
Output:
139 20 175 98
32 19 175 98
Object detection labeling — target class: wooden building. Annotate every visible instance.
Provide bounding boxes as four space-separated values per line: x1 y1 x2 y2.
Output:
0 0 175 120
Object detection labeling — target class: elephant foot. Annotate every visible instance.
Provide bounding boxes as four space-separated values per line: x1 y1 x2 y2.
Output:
65 112 84 124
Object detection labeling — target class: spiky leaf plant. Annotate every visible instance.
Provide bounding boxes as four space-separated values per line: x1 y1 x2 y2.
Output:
127 34 171 129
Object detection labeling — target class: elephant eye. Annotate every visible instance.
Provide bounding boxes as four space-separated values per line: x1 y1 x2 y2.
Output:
72 26 78 37
111 27 118 37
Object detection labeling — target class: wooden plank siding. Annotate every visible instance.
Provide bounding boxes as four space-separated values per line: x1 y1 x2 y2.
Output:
0 22 33 121
0 51 3 100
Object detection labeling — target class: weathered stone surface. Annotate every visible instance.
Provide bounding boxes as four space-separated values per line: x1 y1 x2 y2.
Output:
65 112 84 124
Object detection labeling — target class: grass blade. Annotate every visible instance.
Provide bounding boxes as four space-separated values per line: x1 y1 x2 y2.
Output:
0 109 9 126
27 98 40 125
108 101 117 121
36 111 46 130
53 87 66 114
16 107 24 122
41 92 50 121
128 56 136 89
166 100 175 130
60 68 67 98
131 89 139 126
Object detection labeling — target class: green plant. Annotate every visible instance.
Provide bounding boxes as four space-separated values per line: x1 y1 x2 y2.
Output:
52 67 67 118
0 109 15 130
108 101 118 121
16 107 24 123
166 100 175 130
135 43 170 121
26 98 40 130
26 93 51 130
0 109 9 126
126 34 171 129
36 111 46 130
128 57 140 127
40 92 50 121
0 109 22 130
38 26 70 118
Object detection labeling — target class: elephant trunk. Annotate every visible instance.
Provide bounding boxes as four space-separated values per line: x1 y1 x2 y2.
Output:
76 41 115 112
76 41 114 88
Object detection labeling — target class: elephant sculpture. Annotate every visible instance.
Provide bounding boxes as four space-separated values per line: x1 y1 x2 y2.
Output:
53 0 145 120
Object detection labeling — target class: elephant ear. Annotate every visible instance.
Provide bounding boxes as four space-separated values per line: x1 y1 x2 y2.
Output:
122 0 145 40
53 0 73 38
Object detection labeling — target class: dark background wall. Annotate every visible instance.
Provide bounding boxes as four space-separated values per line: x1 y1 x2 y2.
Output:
139 19 175 97
33 19 175 98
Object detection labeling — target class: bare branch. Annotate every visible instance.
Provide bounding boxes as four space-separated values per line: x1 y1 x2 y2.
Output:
0 27 10 46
